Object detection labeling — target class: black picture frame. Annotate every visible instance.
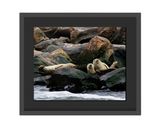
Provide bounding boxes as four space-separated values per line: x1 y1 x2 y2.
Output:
20 13 141 115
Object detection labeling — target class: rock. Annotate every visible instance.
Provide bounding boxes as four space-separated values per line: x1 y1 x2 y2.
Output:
34 50 43 57
99 27 126 45
33 55 54 77
77 36 114 65
70 27 103 44
47 68 88 92
99 27 117 40
40 27 75 39
34 39 53 51
34 37 70 51
100 67 126 91
113 49 126 67
34 75 51 85
33 27 127 93
47 68 103 93
34 48 73 77
47 48 72 64
33 27 49 43
62 43 87 55
112 44 126 51
34 48 72 65
45 45 61 52
34 35 125 68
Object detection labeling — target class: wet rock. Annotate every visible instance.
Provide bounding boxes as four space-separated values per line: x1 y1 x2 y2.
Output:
47 68 103 93
47 68 88 92
100 67 126 91
34 75 51 86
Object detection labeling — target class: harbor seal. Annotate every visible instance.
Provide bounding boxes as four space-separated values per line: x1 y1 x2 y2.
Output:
39 63 76 73
87 63 96 74
93 59 109 72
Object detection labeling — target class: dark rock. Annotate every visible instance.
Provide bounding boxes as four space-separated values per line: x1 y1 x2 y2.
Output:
100 67 126 91
99 27 117 40
70 27 103 44
113 49 126 67
33 56 53 77
99 27 126 45
34 37 69 51
34 75 51 86
47 68 88 92
48 68 104 93
40 27 74 39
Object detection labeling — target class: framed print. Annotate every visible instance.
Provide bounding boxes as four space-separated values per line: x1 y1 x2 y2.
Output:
20 13 141 115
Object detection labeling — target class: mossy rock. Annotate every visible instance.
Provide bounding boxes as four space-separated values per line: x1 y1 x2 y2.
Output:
48 48 72 64
100 67 126 91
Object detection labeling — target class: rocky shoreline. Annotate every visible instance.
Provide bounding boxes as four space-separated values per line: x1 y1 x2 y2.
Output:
34 27 126 93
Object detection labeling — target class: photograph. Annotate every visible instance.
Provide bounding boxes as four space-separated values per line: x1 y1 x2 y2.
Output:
33 26 126 101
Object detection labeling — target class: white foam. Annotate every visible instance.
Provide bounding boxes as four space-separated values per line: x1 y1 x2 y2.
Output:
34 86 126 100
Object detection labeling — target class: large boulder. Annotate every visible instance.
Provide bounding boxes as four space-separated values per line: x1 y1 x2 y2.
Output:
33 49 72 77
70 27 102 44
47 48 72 64
47 68 103 93
33 55 53 77
76 36 114 65
100 67 126 91
99 27 126 45
34 37 69 51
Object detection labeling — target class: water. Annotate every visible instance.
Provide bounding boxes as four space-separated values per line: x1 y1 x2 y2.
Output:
34 85 126 100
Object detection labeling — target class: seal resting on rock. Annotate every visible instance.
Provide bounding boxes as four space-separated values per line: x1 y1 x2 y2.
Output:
39 63 76 73
93 58 109 72
87 63 96 74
